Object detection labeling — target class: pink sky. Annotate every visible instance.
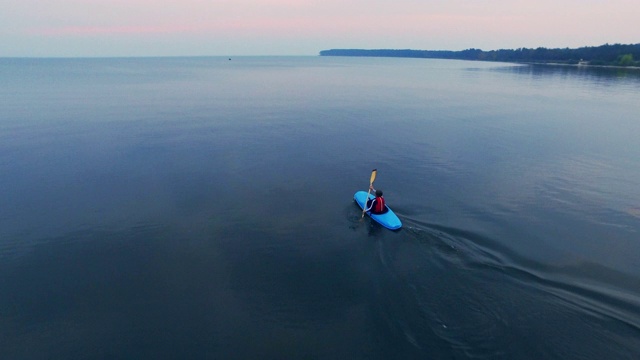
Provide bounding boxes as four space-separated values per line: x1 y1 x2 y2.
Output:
2 0 639 56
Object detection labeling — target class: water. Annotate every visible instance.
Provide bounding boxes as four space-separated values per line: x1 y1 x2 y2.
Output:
1 56 639 359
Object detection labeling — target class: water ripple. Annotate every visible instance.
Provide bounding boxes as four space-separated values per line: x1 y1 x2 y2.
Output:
399 220 640 358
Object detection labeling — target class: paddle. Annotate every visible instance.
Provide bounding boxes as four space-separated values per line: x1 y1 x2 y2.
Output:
362 169 377 218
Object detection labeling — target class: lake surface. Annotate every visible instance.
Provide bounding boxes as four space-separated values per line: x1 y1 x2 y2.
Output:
1 56 639 359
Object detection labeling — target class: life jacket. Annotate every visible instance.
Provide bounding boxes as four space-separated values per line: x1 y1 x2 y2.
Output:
373 196 386 214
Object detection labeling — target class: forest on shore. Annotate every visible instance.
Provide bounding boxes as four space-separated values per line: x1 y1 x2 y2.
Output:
320 43 640 67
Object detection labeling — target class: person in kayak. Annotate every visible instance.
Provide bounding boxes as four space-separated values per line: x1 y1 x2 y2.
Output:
365 186 387 214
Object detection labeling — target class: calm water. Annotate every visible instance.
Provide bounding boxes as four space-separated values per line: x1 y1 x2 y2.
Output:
1 56 639 359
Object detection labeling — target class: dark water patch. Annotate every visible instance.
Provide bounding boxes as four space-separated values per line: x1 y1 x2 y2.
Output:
0 222 291 359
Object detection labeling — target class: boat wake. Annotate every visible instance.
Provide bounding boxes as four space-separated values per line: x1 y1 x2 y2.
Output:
376 218 640 359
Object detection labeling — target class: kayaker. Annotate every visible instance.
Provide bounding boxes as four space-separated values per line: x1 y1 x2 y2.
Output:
365 186 387 214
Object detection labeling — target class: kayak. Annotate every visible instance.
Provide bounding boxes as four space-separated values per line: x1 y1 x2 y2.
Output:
354 191 402 230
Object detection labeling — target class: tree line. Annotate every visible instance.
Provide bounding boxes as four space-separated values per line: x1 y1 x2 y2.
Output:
319 43 640 66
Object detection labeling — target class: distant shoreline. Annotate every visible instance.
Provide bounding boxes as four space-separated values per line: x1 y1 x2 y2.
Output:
319 44 640 68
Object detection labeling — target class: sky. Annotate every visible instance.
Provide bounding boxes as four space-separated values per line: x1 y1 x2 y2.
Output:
2 0 639 57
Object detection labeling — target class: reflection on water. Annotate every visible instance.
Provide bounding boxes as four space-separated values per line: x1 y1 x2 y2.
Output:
496 62 640 80
494 63 640 102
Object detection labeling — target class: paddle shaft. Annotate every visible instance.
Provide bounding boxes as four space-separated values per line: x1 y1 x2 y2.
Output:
362 169 377 218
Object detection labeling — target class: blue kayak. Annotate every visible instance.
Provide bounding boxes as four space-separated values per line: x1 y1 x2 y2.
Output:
354 191 402 230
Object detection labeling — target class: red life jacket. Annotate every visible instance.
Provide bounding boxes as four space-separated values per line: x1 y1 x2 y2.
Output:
373 196 385 213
